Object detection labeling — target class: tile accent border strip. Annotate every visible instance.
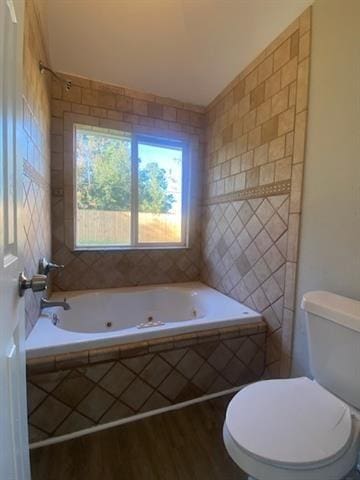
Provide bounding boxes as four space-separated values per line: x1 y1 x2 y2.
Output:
26 320 266 375
204 180 291 205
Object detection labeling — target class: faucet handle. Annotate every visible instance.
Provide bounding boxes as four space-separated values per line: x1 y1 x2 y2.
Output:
39 257 64 275
19 273 47 297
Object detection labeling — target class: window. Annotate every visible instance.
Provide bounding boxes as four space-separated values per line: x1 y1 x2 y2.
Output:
74 125 189 249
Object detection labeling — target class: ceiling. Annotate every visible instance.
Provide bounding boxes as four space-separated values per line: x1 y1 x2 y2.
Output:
38 0 313 106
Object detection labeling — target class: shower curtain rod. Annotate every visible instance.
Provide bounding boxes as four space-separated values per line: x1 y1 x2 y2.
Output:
39 61 72 91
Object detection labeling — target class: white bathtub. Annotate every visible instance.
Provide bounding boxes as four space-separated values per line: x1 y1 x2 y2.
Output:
26 282 262 358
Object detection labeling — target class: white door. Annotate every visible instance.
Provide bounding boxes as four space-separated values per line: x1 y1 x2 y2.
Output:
0 0 31 479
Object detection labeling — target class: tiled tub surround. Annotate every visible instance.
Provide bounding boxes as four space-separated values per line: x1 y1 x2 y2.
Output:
50 75 205 292
23 0 52 336
27 319 266 443
26 5 311 444
202 8 311 377
26 282 262 358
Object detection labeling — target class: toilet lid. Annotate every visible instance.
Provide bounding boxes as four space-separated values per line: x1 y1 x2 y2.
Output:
225 377 352 467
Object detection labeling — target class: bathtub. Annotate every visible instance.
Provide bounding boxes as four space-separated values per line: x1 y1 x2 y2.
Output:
26 282 262 358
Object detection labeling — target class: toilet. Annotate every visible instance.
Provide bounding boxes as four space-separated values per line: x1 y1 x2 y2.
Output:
223 291 360 480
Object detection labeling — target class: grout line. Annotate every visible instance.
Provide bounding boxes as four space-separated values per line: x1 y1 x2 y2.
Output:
29 384 245 450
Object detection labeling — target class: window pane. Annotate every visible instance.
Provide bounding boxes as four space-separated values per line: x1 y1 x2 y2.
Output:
75 126 132 247
138 141 183 244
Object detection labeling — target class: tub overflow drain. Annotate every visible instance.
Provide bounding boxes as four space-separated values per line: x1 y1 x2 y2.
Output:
106 322 112 328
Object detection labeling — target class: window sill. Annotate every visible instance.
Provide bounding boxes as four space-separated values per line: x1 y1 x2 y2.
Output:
73 245 191 253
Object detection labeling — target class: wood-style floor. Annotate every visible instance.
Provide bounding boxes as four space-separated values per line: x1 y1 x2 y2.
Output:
30 395 247 480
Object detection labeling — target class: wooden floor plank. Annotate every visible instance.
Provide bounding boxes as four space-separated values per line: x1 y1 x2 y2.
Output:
30 395 247 480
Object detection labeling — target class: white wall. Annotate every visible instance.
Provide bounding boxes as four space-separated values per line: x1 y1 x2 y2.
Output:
292 0 360 377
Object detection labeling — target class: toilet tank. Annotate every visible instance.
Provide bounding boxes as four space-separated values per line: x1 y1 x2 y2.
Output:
302 291 360 410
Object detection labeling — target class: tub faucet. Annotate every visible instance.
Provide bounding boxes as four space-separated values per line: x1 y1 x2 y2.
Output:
40 297 71 312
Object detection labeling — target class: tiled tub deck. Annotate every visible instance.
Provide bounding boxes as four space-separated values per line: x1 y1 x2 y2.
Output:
27 321 266 443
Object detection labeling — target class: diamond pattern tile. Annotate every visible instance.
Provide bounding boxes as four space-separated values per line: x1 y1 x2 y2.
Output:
176 350 204 379
55 412 94 436
99 363 136 397
207 344 233 372
28 331 265 442
77 387 114 422
30 397 71 434
100 401 134 423
121 378 153 410
23 176 51 337
140 357 172 387
52 371 94 407
201 195 289 373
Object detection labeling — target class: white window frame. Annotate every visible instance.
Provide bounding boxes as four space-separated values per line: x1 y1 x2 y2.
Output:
73 124 190 250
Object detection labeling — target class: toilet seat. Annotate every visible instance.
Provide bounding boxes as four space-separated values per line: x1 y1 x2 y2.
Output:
224 377 360 480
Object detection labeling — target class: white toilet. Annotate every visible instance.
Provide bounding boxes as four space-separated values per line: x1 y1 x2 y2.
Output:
223 291 360 480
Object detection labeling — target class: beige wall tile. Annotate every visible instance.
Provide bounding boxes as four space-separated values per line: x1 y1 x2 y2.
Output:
107 110 123 121
296 58 310 113
261 116 278 143
230 156 241 175
258 55 273 83
82 89 99 106
299 30 311 61
51 117 63 135
254 143 268 166
265 70 281 99
148 102 163 119
274 39 291 71
269 135 285 161
243 110 256 133
163 105 177 122
238 94 251 117
290 30 300 59
116 95 133 113
233 80 245 102
284 262 297 309
133 99 148 116
222 124 233 145
90 106 107 118
287 214 300 262
248 126 261 150
285 131 294 156
51 80 62 100
234 172 246 191
246 167 260 188
289 162 304 213
271 87 289 116
245 69 258 94
63 85 82 104
232 117 242 138
250 82 265 109
299 7 311 36
259 163 275 185
256 99 271 125
241 150 254 171
281 57 298 88
293 110 307 164
288 81 297 107
52 100 71 118
72 103 90 115
275 156 292 181
278 107 295 136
